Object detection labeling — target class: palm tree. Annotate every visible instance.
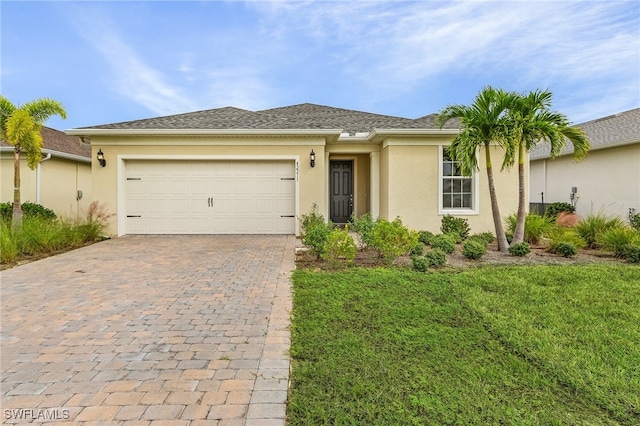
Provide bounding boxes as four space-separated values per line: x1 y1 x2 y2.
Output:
437 86 515 252
505 89 590 245
0 96 67 228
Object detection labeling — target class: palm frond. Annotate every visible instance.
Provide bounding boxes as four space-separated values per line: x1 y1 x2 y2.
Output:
23 98 67 123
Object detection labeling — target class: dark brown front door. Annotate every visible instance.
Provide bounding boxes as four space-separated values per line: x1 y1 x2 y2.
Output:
330 160 353 224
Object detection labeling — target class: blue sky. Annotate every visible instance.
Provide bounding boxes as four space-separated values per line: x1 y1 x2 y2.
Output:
2 0 639 130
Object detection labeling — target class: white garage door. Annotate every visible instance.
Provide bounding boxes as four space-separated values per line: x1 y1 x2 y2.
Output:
125 160 296 234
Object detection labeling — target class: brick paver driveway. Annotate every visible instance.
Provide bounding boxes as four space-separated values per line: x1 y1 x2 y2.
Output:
1 235 296 425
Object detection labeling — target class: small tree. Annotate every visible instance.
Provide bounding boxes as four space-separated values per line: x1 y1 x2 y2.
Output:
437 86 514 252
0 96 67 228
504 89 590 245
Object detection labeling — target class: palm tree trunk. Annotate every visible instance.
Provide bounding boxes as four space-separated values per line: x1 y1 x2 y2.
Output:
485 145 509 251
12 149 22 229
512 142 527 245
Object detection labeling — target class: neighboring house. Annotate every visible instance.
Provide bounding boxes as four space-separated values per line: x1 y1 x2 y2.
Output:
1 126 93 218
530 107 640 220
67 103 521 237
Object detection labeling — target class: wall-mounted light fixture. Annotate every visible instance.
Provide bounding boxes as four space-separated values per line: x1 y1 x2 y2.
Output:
310 149 316 168
97 149 106 167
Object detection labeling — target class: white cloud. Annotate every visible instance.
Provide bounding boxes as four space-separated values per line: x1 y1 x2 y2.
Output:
69 6 197 116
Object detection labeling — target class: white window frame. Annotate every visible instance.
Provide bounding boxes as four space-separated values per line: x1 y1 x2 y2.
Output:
438 145 479 215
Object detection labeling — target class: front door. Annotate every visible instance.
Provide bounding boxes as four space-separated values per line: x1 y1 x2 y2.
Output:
330 160 353 224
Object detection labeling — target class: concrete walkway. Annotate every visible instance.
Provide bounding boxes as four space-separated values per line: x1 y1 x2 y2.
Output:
1 235 296 425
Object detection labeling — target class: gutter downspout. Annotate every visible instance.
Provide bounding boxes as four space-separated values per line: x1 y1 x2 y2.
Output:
36 153 52 204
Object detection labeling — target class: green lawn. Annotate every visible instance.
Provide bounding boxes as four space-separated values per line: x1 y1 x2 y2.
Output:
288 265 640 425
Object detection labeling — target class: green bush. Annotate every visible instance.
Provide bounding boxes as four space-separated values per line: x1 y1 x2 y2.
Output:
1 202 114 266
597 227 640 258
424 248 447 268
469 232 494 246
629 212 640 232
1 202 57 222
412 255 429 272
430 234 456 254
350 212 375 249
545 202 575 217
410 242 425 256
418 230 435 246
551 242 578 258
370 217 418 265
624 245 640 263
446 231 463 244
321 227 357 267
509 242 531 257
462 239 487 260
575 213 624 249
506 213 555 245
301 204 334 258
440 215 470 240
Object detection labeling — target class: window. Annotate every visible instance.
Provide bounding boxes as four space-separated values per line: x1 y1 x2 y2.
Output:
440 147 476 213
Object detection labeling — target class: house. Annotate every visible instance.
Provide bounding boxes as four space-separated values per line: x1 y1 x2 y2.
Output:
1 126 92 218
66 103 521 236
529 107 640 220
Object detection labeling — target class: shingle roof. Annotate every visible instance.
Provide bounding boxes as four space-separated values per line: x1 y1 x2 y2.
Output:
1 126 90 159
530 107 640 160
77 103 459 132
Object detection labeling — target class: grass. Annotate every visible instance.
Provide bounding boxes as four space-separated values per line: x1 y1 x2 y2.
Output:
1 217 107 266
289 265 640 425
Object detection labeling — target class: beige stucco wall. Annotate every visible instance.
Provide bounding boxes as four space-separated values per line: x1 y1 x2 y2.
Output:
1 156 37 205
382 140 522 234
40 159 93 218
0 154 91 219
530 143 640 219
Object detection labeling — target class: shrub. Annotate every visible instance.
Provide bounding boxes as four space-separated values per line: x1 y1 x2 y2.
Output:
506 213 555 245
462 239 487 260
547 227 586 254
545 202 575 217
469 232 494 246
418 230 435 246
412 255 429 272
321 227 357 267
0 205 115 266
410 242 425 256
370 217 418 265
629 212 640 232
424 248 447 268
430 234 456 254
551 242 578 258
597 227 640 258
440 215 470 240
576 213 625 249
0 202 57 222
446 231 463 244
624 245 640 263
509 242 531 257
301 204 334 258
80 201 115 241
350 212 375 249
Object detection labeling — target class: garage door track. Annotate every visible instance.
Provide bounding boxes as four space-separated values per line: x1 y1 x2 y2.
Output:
1 235 296 425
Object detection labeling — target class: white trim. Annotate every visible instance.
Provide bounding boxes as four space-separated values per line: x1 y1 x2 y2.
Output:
0 146 91 163
116 154 301 237
438 145 480 216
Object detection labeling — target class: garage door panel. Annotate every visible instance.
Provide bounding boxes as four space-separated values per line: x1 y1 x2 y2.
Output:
125 160 295 234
